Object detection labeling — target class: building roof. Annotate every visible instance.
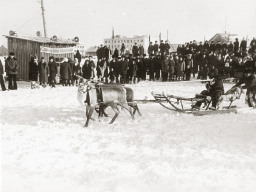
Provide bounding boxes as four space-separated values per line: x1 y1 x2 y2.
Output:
85 46 98 53
3 34 77 45
0 45 8 56
208 33 238 43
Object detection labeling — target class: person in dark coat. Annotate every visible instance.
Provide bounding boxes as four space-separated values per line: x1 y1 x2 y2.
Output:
38 57 49 86
104 46 110 61
176 56 185 80
159 40 165 55
113 48 119 58
82 60 92 80
60 58 72 86
233 68 256 107
234 38 240 54
48 56 57 87
169 55 175 81
165 40 170 55
161 56 169 82
29 56 38 81
141 54 148 81
115 57 121 83
203 41 210 53
154 55 162 80
0 59 7 91
88 56 95 79
209 41 216 53
148 42 154 56
136 57 143 82
240 38 247 52
120 43 126 56
132 43 139 57
5 52 18 90
73 58 81 85
120 56 129 84
75 50 82 64
153 41 159 56
139 44 144 56
227 42 234 54
149 54 155 81
68 58 74 86
184 54 193 81
192 69 225 110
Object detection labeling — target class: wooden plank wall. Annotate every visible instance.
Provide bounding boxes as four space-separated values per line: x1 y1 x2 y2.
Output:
7 37 75 80
8 38 40 80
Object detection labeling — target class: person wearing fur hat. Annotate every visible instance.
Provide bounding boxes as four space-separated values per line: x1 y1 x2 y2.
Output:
233 68 256 108
5 52 18 90
60 57 72 86
192 69 225 110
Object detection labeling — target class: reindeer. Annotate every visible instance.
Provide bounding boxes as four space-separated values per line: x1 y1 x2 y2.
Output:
95 84 142 117
218 86 243 109
77 78 135 127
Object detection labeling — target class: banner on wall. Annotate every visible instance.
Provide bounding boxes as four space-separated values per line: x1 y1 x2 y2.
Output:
40 46 75 54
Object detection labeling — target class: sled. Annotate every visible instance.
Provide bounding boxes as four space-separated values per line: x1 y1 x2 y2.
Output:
151 91 240 115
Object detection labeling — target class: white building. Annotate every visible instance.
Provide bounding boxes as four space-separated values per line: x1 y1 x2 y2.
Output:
103 35 149 55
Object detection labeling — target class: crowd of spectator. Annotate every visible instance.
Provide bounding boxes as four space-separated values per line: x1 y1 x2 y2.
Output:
2 37 256 92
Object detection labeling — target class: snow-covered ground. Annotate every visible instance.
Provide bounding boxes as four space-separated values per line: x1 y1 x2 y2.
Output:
1 81 256 192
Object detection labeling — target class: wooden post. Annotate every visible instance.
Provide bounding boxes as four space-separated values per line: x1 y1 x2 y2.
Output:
41 0 47 38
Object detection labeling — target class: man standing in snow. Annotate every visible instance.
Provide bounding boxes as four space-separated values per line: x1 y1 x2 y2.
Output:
5 52 18 90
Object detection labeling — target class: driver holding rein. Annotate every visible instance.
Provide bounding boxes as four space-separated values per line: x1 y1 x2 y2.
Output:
191 69 225 110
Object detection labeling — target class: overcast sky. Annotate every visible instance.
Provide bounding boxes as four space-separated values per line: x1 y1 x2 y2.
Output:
0 0 256 48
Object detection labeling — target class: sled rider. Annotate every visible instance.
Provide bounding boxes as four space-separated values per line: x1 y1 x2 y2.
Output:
232 68 256 108
191 69 225 110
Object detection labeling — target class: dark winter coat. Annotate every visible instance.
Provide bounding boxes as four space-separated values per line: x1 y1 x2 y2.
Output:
176 60 185 77
82 63 92 79
48 61 57 80
161 59 169 73
169 59 175 74
60 61 72 80
148 45 154 55
120 60 129 75
5 57 18 75
29 60 38 81
39 61 49 83
153 44 159 53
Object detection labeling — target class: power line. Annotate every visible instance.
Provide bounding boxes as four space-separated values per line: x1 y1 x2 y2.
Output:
14 12 40 32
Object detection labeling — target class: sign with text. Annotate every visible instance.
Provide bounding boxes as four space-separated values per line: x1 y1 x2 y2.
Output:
40 46 75 54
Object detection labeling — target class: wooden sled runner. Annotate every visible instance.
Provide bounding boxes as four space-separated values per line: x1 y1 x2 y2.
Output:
151 91 241 116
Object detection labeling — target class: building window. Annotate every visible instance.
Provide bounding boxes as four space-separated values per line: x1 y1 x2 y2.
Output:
131 40 133 43
105 41 107 43
124 40 126 43
114 41 116 43
141 40 143 42
127 40 129 43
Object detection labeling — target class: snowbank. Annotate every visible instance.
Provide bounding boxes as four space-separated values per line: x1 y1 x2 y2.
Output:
1 81 256 192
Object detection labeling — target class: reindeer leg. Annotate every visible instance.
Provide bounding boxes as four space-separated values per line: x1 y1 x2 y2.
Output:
135 105 142 116
109 104 120 124
84 107 94 127
122 104 135 120
228 100 233 109
103 106 109 117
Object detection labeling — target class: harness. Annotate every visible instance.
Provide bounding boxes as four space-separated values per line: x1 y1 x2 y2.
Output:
83 84 102 106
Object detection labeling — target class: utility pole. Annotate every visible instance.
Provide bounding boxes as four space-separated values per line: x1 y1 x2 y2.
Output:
41 0 47 38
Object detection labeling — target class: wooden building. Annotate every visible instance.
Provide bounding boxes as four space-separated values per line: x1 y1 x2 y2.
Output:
4 34 77 80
